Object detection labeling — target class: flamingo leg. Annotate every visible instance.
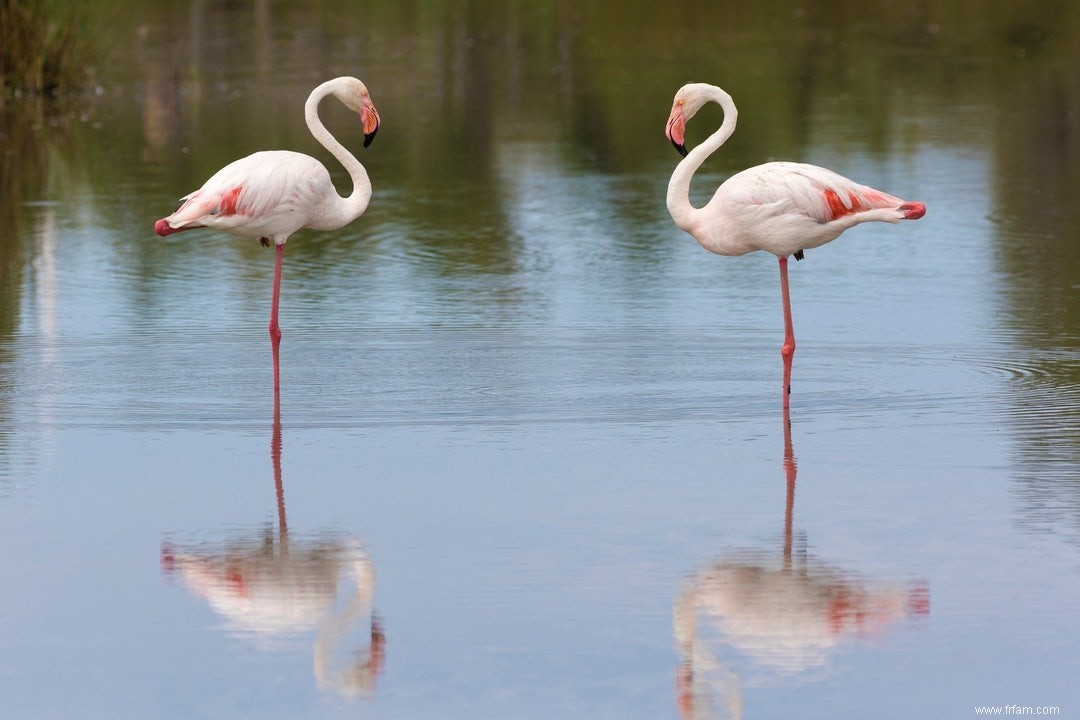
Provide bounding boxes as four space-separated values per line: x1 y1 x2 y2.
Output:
778 256 796 408
270 242 284 390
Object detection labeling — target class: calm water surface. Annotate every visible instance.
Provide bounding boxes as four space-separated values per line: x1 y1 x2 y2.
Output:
1 2 1078 718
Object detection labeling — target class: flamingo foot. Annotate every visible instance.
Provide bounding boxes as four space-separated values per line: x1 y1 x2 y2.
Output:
899 202 926 220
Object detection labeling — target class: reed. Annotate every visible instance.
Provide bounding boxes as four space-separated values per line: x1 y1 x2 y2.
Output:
0 0 96 98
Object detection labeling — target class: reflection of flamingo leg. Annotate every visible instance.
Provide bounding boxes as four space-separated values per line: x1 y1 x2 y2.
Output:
272 385 287 545
782 405 797 569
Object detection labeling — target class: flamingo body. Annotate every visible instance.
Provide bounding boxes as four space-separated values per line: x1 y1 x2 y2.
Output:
664 83 925 406
155 150 353 241
691 161 924 258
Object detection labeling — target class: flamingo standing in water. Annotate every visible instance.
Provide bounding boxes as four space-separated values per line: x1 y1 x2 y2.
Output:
155 76 381 389
664 83 925 407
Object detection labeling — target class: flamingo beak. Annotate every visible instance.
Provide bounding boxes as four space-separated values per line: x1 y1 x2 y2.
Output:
666 103 688 157
361 97 380 148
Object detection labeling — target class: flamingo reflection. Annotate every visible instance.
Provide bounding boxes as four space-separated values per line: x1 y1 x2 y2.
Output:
674 409 929 719
162 387 385 697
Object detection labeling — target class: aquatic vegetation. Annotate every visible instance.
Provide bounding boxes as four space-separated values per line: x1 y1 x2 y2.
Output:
0 0 97 99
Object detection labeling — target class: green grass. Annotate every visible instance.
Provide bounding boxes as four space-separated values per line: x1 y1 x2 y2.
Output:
0 0 97 98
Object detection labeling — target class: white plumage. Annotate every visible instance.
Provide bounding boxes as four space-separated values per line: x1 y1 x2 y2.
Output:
706 161 911 258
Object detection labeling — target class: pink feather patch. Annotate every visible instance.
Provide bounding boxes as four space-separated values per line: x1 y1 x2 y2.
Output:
219 186 244 216
823 188 864 220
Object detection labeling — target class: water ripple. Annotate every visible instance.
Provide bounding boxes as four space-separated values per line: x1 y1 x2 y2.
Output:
1 328 1075 437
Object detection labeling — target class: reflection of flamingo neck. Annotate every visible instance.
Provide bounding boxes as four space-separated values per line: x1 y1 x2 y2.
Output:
673 584 744 720
782 406 797 570
313 554 382 696
272 386 288 546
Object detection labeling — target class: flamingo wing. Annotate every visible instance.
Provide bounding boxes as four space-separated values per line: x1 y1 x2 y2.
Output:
721 162 905 224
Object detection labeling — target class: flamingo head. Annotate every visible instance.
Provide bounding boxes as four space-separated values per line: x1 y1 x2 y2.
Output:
335 77 381 148
665 83 713 158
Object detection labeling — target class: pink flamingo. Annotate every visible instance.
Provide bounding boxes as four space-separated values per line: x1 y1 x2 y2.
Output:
665 83 925 407
155 76 381 389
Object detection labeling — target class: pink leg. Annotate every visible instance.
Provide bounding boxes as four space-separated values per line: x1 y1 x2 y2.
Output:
269 243 284 344
270 242 284 391
778 256 796 408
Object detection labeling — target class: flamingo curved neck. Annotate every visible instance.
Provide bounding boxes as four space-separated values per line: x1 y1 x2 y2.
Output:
666 85 738 234
305 79 372 228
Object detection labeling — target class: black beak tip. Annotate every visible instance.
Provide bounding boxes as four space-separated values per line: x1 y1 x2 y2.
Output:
363 128 378 148
672 140 688 158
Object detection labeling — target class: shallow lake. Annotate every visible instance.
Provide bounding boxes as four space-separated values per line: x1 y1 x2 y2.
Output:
1 2 1078 718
